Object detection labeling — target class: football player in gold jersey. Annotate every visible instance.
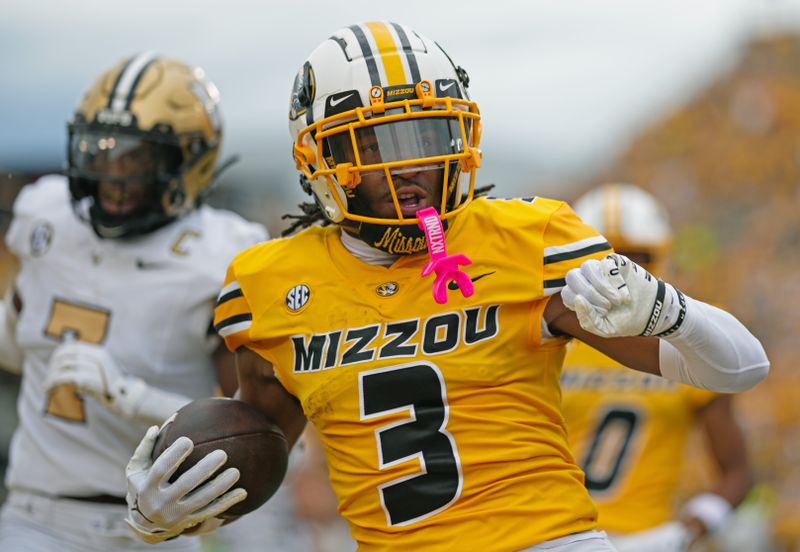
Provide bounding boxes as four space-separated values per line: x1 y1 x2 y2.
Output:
123 22 769 552
560 183 754 552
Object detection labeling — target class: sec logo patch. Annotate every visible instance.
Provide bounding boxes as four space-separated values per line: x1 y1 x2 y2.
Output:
286 284 311 312
30 222 53 256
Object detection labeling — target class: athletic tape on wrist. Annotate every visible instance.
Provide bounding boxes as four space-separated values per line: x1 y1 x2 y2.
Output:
683 492 732 533
656 288 687 338
641 279 666 337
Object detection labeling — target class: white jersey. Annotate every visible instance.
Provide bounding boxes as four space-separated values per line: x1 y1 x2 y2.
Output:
4 175 267 497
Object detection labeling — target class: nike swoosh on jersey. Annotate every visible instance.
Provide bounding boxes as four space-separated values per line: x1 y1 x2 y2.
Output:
447 271 496 291
438 81 456 92
136 259 170 270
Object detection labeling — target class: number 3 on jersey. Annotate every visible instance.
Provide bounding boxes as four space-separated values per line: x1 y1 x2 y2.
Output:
359 362 463 526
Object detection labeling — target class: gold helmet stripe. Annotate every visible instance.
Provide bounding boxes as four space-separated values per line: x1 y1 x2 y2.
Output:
364 21 407 86
108 51 159 114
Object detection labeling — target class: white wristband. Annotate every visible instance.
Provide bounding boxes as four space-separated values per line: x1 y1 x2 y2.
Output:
683 492 732 533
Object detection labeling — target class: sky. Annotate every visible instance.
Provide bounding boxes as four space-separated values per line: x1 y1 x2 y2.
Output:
2 0 800 223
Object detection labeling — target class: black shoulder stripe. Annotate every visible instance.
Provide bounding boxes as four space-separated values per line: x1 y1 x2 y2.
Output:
543 242 612 265
216 287 243 306
214 313 252 332
544 278 566 289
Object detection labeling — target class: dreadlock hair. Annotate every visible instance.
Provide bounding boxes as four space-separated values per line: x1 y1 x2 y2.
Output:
281 184 497 237
281 200 331 236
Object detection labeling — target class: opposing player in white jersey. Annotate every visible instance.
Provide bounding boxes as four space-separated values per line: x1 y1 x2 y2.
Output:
561 183 754 552
0 54 266 552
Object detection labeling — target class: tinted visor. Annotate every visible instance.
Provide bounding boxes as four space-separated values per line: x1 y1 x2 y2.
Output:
68 131 181 185
326 117 467 171
67 130 185 236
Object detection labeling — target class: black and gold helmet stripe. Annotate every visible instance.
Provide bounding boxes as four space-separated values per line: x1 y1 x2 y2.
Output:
363 22 407 86
106 51 159 115
330 22 427 86
348 24 381 86
389 22 421 83
122 56 159 111
106 56 136 109
347 22 428 88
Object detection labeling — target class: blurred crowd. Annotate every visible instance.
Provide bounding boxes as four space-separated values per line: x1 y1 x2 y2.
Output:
583 33 800 551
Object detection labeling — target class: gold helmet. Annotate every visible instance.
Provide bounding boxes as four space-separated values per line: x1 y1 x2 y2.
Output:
288 21 482 253
67 52 222 238
572 183 672 274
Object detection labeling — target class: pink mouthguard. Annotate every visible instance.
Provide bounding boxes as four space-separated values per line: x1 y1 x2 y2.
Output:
416 207 474 304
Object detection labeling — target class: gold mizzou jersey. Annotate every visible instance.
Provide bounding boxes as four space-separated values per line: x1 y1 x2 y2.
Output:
560 341 718 533
215 197 612 551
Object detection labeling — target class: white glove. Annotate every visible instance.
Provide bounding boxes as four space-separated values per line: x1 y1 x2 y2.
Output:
611 521 693 552
45 341 147 419
561 254 686 338
44 341 189 423
125 425 248 544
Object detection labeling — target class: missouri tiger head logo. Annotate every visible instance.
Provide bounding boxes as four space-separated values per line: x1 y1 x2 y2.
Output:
376 282 399 297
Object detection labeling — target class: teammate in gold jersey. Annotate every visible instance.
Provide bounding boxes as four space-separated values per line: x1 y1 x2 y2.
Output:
561 184 753 552
123 22 769 552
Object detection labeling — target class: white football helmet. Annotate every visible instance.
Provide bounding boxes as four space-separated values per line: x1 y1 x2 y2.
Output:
572 183 672 274
288 21 482 251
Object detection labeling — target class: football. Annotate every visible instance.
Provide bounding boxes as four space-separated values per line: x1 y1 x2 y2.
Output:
151 397 289 519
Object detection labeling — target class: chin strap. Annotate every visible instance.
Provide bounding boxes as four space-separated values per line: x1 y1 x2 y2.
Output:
416 207 474 304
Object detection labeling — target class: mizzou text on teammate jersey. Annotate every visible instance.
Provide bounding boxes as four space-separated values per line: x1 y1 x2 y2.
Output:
560 340 717 533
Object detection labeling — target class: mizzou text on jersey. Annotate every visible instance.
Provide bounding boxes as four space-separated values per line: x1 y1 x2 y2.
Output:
215 197 614 551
